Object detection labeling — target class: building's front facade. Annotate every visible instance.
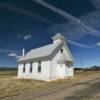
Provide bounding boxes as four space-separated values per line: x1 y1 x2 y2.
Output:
18 33 74 81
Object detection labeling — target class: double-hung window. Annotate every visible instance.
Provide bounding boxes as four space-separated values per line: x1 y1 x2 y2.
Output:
23 63 26 73
38 61 41 73
30 62 33 73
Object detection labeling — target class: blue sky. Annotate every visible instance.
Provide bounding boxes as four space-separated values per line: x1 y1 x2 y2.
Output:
0 0 100 68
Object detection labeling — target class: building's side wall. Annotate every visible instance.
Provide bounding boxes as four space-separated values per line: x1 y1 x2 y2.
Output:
18 63 32 78
18 60 51 81
50 45 74 80
18 64 23 77
65 66 74 76
50 49 61 80
32 60 50 80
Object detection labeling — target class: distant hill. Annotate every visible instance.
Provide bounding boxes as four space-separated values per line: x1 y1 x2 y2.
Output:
75 65 100 71
0 67 17 71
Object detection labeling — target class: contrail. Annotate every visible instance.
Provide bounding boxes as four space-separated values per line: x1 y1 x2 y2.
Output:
68 40 93 48
0 1 52 24
79 4 100 32
34 0 100 37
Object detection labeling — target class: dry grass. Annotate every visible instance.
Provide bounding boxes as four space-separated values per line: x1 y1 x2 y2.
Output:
0 71 46 99
75 70 100 77
0 71 17 78
0 70 100 99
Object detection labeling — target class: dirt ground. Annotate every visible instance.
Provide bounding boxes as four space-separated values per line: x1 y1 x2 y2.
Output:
1 74 100 100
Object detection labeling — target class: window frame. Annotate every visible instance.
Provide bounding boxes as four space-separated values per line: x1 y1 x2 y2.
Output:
30 62 33 73
38 61 41 73
23 63 26 73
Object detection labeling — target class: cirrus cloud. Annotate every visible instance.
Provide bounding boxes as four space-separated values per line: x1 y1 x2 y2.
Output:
8 53 17 57
68 40 94 48
0 1 52 24
7 53 22 59
18 34 32 40
93 42 100 46
23 34 32 40
34 0 100 49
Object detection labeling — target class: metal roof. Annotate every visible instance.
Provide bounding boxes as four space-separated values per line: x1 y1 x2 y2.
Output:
18 43 60 62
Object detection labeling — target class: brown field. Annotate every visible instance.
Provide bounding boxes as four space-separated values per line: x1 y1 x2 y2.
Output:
0 70 100 100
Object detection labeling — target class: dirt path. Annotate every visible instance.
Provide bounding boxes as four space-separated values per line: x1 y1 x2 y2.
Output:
64 77 100 100
2 76 100 100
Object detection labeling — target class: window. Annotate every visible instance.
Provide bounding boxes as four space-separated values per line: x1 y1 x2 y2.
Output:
61 48 63 53
23 63 26 73
30 62 33 73
38 61 41 73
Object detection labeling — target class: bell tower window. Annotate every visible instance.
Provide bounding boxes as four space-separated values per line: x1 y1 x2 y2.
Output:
61 48 63 53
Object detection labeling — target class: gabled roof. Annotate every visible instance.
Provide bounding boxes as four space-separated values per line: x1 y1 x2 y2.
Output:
18 43 61 63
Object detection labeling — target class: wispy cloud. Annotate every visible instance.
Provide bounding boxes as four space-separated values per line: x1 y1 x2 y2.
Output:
34 0 100 39
8 53 17 57
68 40 93 48
68 40 100 48
0 48 18 54
79 10 100 31
7 53 21 59
90 0 100 10
93 42 100 46
0 1 52 24
0 48 21 59
18 34 32 40
47 23 87 40
96 42 100 46
23 35 32 40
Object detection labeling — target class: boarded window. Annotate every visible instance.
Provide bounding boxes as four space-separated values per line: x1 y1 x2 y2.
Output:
30 62 33 73
38 61 41 73
23 63 26 73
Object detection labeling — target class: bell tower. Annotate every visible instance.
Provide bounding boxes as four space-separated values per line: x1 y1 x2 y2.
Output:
52 33 66 45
